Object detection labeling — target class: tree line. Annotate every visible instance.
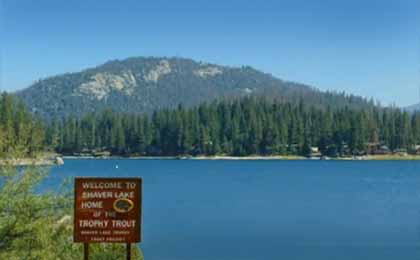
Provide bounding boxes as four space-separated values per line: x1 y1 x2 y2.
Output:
0 93 45 158
2 91 420 158
44 97 420 157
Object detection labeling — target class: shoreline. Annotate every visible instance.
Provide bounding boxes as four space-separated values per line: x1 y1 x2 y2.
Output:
61 154 420 161
6 154 420 165
62 155 307 160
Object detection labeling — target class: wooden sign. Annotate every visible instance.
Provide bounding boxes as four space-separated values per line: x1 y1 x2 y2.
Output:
74 177 142 243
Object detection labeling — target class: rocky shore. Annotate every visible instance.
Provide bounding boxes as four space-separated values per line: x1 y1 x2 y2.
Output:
0 156 64 166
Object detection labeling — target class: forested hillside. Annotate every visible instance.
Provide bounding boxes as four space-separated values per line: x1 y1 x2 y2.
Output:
17 57 374 119
46 97 420 157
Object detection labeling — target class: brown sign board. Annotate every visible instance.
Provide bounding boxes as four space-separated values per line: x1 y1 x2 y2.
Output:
74 177 142 243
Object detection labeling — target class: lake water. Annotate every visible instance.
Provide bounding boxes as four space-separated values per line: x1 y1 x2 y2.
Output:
45 159 420 260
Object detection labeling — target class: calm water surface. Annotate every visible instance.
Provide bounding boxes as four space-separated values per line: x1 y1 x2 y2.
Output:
44 159 420 260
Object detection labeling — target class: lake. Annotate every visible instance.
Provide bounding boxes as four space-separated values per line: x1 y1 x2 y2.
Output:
44 159 420 260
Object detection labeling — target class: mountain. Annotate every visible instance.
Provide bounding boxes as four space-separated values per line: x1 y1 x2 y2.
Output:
16 56 373 119
405 103 420 112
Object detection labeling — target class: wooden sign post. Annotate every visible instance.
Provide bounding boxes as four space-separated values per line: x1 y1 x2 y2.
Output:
74 177 142 259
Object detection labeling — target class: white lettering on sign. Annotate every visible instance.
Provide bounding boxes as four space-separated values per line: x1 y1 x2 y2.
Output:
81 191 135 199
82 182 123 189
112 220 136 228
79 220 109 228
81 201 103 209
114 191 135 199
82 191 114 199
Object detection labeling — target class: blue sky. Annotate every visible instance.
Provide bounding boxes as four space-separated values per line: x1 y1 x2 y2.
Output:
1 0 419 106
